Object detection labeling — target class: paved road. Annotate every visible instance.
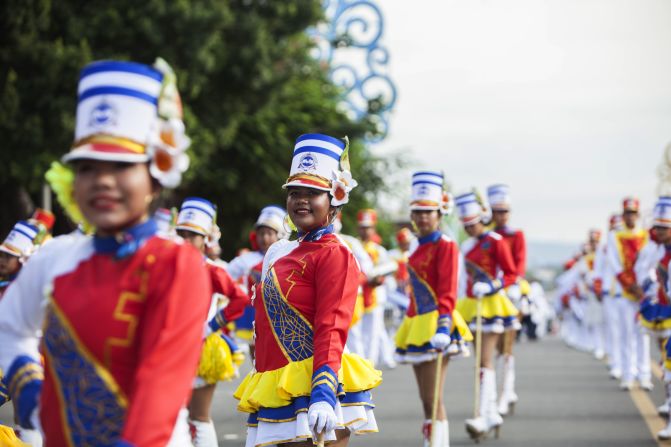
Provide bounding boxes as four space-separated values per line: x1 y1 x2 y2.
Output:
1 337 663 446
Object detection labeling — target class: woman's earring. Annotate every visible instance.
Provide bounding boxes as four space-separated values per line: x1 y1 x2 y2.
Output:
410 220 419 234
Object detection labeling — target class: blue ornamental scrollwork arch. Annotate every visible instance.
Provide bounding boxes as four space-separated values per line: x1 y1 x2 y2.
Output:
310 0 397 142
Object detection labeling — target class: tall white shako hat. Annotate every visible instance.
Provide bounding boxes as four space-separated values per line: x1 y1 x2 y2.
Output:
176 197 216 237
410 170 449 214
609 213 623 231
487 184 511 211
153 208 174 235
455 192 484 225
0 221 40 258
62 59 190 188
283 133 357 206
357 209 378 227
256 205 288 238
653 196 671 228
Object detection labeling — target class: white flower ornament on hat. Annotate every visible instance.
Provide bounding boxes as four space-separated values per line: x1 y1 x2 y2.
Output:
147 58 191 188
330 169 358 206
329 137 357 206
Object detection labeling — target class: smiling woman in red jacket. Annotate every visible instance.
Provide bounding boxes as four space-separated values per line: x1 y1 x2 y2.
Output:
234 134 381 447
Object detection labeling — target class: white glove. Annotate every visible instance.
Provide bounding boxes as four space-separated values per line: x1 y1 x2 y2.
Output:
507 284 521 302
430 332 451 350
203 323 213 338
472 281 493 298
307 401 337 438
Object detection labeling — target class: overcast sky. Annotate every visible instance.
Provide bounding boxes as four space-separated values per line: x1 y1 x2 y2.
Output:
372 0 671 243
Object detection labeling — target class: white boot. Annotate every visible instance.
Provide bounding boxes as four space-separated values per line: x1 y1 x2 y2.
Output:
659 419 671 440
431 419 450 447
16 427 43 447
422 419 431 447
465 368 501 440
498 355 518 416
661 383 671 417
189 419 217 447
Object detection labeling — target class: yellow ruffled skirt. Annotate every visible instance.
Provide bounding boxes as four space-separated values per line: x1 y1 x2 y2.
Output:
196 332 245 385
235 353 381 412
455 293 520 333
235 353 381 446
394 310 473 363
0 426 26 446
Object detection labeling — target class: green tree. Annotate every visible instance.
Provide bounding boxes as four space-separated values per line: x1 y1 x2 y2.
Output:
0 0 400 255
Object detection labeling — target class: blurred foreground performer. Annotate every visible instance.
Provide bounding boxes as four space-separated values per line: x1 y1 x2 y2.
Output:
0 59 211 446
234 133 381 446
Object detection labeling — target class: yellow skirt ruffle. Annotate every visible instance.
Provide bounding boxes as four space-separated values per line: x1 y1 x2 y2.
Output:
395 311 437 350
640 317 671 333
395 310 474 351
234 353 382 413
0 426 26 446
452 309 474 342
197 333 244 384
235 328 255 341
455 293 519 323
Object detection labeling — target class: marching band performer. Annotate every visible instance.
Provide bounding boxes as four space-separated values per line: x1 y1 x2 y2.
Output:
334 214 375 358
605 197 651 390
631 197 671 425
153 207 175 236
651 198 671 440
387 228 415 324
0 222 42 445
227 205 288 357
0 59 211 446
234 133 381 446
594 214 624 380
454 192 520 440
487 184 527 416
174 197 251 446
394 170 463 447
358 208 398 369
585 229 606 360
28 209 56 247
0 221 40 300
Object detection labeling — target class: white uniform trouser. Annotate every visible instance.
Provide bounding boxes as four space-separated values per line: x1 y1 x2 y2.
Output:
617 298 651 383
603 295 621 371
361 305 395 367
347 321 365 357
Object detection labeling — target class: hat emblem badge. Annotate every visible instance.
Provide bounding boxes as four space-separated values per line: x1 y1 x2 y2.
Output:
89 98 118 128
298 153 318 171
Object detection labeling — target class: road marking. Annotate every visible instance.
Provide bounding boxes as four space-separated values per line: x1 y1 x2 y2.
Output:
628 386 665 446
653 362 663 381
